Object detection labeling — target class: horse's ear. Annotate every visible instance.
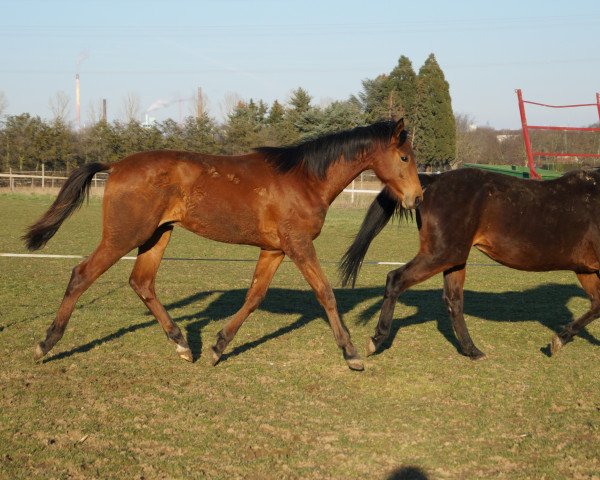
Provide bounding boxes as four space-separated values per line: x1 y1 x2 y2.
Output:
393 118 406 144
394 118 404 140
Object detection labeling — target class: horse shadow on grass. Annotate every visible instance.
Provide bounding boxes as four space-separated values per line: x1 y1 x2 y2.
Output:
43 282 599 363
354 282 600 357
179 282 599 362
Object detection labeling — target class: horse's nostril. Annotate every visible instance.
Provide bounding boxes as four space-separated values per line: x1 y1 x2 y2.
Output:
414 196 422 208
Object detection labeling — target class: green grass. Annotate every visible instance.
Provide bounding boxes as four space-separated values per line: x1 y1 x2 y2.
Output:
0 193 598 479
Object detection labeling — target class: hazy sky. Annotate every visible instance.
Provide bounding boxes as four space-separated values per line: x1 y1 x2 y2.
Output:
2 0 600 129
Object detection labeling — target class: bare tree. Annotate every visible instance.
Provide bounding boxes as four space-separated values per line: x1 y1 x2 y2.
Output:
86 99 107 124
49 91 71 123
122 92 141 123
0 91 7 116
455 113 480 167
220 92 242 119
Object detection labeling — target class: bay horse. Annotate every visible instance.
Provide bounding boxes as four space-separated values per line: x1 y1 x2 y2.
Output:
24 118 422 371
340 168 600 359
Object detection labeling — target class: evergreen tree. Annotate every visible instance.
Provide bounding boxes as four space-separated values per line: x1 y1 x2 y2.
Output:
1 114 47 170
388 55 418 126
161 118 185 150
359 74 391 122
265 100 294 146
79 119 123 164
359 55 417 126
318 100 365 136
181 114 219 153
288 87 312 113
413 53 456 166
224 99 268 154
43 119 77 172
267 100 285 126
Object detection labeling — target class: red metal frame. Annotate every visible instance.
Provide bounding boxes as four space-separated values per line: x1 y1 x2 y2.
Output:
516 89 600 180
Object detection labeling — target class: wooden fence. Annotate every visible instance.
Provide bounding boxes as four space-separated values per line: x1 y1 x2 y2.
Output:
0 165 108 191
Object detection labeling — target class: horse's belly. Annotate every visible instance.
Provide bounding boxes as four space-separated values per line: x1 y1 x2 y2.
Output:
474 237 599 273
180 209 281 248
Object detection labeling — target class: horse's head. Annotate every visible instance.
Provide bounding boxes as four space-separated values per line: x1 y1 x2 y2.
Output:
369 118 423 209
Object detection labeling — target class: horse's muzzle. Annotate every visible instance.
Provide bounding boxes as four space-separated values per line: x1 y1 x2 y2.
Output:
402 194 422 209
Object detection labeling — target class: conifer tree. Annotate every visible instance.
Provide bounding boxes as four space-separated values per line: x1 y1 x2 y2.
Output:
359 55 417 125
388 55 418 126
413 53 456 167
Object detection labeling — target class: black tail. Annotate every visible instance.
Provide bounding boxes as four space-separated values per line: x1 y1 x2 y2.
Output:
23 162 110 251
339 187 401 287
339 173 439 287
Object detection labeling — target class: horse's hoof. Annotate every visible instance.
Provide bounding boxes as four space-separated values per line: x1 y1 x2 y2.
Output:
366 337 378 357
469 351 486 361
343 344 364 371
209 346 222 366
345 356 365 371
33 343 46 362
550 335 563 355
176 345 193 363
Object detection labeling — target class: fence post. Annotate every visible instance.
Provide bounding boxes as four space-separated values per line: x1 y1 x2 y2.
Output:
516 89 541 180
41 163 45 189
9 168 13 191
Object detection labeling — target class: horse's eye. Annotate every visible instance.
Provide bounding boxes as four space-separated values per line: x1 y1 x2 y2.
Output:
400 156 409 162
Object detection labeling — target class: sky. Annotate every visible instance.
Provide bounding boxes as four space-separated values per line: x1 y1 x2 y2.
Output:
2 0 600 130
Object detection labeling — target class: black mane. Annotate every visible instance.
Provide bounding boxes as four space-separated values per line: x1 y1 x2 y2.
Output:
255 120 404 179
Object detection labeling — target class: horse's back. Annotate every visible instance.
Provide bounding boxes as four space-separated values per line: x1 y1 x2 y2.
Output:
100 150 319 249
422 168 600 271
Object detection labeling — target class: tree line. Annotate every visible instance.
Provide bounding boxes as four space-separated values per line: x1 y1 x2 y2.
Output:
1 53 597 174
0 54 458 173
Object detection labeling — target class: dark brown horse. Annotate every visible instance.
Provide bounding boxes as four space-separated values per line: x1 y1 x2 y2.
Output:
341 168 600 359
24 119 422 370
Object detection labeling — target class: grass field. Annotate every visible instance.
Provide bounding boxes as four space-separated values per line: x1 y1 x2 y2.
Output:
0 193 598 480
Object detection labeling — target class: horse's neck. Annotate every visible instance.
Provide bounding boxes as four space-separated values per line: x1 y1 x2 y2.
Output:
319 156 368 205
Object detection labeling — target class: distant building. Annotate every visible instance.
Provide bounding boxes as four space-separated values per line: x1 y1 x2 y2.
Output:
142 114 157 128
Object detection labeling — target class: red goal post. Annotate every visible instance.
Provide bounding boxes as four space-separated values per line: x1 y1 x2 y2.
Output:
516 89 600 180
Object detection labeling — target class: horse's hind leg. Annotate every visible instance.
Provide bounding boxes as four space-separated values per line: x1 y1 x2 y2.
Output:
443 265 485 360
551 272 600 354
34 241 127 361
128 225 192 362
210 249 285 365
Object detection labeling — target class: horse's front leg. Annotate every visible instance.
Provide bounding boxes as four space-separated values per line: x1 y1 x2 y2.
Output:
210 249 285 365
368 254 449 357
286 239 363 371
